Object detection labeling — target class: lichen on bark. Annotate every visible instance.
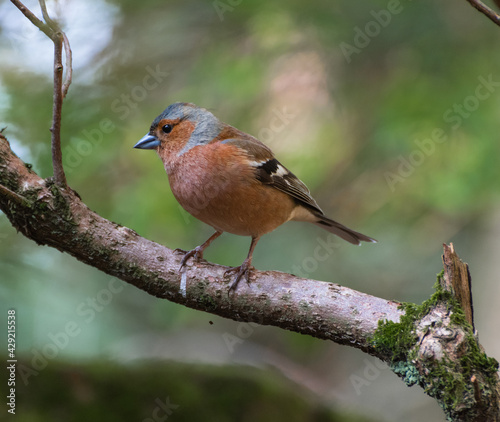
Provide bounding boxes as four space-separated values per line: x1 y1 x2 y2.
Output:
371 272 499 421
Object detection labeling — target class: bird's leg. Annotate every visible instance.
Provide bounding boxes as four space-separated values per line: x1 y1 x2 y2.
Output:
226 236 260 292
179 230 223 271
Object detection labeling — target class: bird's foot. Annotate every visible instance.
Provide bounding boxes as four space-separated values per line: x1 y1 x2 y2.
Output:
178 246 205 271
225 259 254 293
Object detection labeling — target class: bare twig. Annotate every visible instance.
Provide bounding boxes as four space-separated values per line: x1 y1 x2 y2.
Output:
49 31 67 187
38 0 72 97
61 32 73 98
10 0 72 187
10 0 53 38
38 0 52 25
466 0 500 26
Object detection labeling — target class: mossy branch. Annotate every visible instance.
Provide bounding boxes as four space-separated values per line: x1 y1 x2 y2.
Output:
372 271 500 421
1 130 500 421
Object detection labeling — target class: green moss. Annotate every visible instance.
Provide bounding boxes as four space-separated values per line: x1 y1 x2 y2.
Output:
423 356 470 416
0 167 21 194
460 334 499 384
371 271 499 420
371 271 454 363
193 280 218 311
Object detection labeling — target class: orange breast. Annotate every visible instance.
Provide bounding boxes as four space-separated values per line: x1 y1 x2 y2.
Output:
167 142 296 237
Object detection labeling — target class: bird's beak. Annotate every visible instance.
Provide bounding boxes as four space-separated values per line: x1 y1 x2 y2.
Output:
133 134 161 150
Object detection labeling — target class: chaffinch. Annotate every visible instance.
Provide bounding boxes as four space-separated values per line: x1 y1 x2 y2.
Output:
134 102 376 291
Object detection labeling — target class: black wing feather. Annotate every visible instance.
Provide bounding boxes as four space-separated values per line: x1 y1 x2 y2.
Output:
255 158 324 215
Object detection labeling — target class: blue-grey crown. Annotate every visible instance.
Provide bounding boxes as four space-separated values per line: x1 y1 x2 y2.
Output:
152 102 223 155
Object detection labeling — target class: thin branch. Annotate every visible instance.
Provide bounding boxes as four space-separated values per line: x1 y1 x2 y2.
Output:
50 31 67 187
38 0 52 25
10 0 71 187
10 0 53 39
38 0 72 97
61 32 73 98
466 0 500 26
39 0 68 186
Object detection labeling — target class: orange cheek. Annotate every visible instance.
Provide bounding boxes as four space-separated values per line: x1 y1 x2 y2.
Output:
157 121 196 163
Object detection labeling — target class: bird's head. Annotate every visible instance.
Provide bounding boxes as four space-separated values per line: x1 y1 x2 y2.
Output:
133 102 224 157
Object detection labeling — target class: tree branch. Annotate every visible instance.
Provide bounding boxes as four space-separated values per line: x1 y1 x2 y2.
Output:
1 133 499 421
49 30 67 187
465 0 500 26
10 0 71 187
61 32 73 99
0 133 402 354
10 0 53 39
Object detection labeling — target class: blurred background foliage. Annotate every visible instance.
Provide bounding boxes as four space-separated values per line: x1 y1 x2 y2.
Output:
1 0 500 421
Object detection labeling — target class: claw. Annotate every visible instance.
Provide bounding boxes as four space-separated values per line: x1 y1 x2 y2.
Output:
179 246 204 271
177 231 223 272
225 259 254 293
175 233 259 295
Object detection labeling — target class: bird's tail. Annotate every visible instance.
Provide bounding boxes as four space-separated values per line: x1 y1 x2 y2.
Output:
313 214 377 245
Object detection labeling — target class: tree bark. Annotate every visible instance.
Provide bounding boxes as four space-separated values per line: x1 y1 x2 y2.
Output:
0 133 403 352
1 133 499 421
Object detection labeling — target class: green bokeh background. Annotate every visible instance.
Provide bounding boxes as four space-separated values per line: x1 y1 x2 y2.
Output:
1 0 500 421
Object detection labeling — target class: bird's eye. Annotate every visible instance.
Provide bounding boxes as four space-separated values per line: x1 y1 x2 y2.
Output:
162 124 173 134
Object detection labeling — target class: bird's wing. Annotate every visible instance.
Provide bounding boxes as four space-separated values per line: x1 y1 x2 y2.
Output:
221 137 324 215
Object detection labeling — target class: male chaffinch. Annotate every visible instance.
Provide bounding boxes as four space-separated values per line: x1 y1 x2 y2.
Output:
134 102 376 291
